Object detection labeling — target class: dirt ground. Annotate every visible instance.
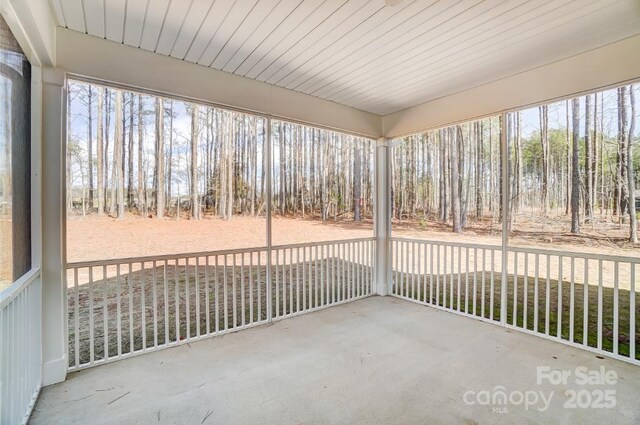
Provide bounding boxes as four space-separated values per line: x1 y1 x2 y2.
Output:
66 214 638 291
66 215 374 263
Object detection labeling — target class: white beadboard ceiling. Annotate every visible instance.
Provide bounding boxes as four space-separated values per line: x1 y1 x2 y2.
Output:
50 0 640 115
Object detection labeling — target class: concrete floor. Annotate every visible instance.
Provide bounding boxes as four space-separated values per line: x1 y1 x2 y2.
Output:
31 296 640 425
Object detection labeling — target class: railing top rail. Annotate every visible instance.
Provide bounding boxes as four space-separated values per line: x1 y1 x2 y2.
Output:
391 236 640 264
390 236 501 251
506 245 640 264
0 268 41 310
66 237 376 269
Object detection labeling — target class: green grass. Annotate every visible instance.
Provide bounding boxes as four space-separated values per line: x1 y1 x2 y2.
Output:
392 271 639 360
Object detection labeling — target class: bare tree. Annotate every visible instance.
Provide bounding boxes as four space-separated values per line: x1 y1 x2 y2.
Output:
571 98 580 234
190 105 200 219
114 90 125 219
627 85 637 243
155 98 165 219
96 87 104 215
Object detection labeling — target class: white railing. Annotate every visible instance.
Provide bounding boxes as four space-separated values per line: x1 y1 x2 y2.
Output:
390 237 639 365
0 270 42 425
66 238 375 370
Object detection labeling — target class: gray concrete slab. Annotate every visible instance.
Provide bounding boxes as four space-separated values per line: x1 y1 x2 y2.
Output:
30 296 640 424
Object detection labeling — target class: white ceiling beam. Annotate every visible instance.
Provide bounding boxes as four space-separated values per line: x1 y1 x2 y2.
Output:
55 28 382 139
382 34 640 139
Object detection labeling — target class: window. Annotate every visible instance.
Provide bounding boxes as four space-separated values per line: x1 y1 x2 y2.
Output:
390 115 501 243
271 120 374 245
0 15 31 291
66 80 266 263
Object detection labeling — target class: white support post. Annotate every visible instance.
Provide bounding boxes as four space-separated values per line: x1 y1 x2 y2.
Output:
375 138 390 296
500 112 509 325
41 68 67 385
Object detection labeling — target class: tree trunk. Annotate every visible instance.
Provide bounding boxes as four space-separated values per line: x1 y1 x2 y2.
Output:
451 127 461 233
155 98 165 218
570 98 580 234
584 94 593 222
97 88 104 215
114 90 125 219
353 141 362 221
87 85 94 209
191 105 200 219
137 94 145 214
626 86 637 243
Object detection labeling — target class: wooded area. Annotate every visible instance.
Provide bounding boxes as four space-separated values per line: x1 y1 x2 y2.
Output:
66 81 374 224
391 84 639 243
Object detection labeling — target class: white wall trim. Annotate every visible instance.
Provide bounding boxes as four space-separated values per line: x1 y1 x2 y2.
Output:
382 34 640 139
55 28 382 139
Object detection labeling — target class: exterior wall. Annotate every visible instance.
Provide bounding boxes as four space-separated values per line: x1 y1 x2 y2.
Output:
382 35 640 138
55 28 382 139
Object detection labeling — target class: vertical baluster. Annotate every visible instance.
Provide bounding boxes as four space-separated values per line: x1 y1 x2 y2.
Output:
523 254 528 330
534 254 539 333
175 261 180 342
404 241 409 298
597 259 603 350
411 242 416 299
195 257 200 336
290 248 295 312
332 244 337 304
185 259 190 339
320 245 324 306
583 259 588 346
630 263 636 359
153 261 158 347
613 261 619 355
465 248 470 314
257 252 262 321
74 268 79 367
442 244 447 307
558 256 563 339
163 260 169 344
449 245 454 310
102 265 108 360
250 252 254 323
223 255 228 330
296 247 301 312
569 257 575 342
545 255 550 336
512 252 517 326
214 256 220 333
116 264 122 354
457 246 461 311
436 243 441 306
315 245 319 307
429 243 433 304
128 263 134 352
241 253 245 326
482 249 486 318
490 249 495 321
417 243 422 302
88 267 94 363
205 257 210 335
302 247 306 311
232 254 237 326
472 248 477 315
275 249 280 317
141 262 146 348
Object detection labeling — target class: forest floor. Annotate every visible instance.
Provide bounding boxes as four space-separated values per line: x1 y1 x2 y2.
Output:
66 212 639 263
66 213 639 291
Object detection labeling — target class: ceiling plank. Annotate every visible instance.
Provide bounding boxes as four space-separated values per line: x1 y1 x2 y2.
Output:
58 0 86 33
138 0 171 52
104 0 126 42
